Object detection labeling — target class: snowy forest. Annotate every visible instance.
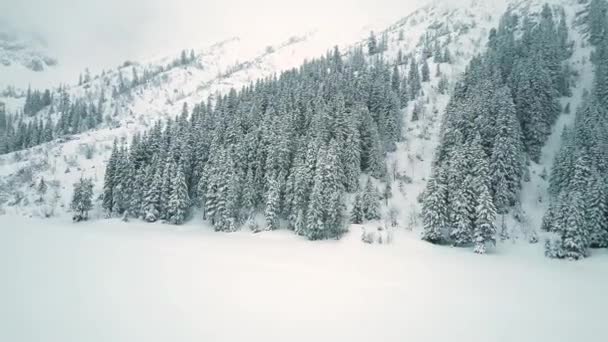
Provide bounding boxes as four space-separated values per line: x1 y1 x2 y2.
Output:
3 0 606 261
542 0 608 259
0 50 198 155
100 46 429 240
422 1 608 258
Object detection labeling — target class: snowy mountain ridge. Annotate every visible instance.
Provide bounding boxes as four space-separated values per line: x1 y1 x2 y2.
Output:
0 0 593 236
0 23 57 72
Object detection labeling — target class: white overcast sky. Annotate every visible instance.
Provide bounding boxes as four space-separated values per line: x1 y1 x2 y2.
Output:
0 0 428 86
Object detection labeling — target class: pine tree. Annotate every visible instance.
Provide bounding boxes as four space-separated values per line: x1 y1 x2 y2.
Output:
450 174 475 246
368 31 377 55
71 178 94 222
490 86 523 213
143 160 162 222
550 154 593 259
362 178 381 221
588 0 608 45
351 193 364 224
159 156 175 220
422 169 448 243
391 65 401 93
443 48 451 64
473 184 497 254
559 190 588 260
167 164 190 225
303 141 346 240
265 175 280 230
587 173 608 248
306 147 327 240
37 177 48 196
129 167 145 219
421 58 430 82
102 140 118 215
382 181 392 206
408 58 421 99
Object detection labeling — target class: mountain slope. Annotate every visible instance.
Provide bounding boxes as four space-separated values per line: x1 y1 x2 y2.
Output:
0 0 596 243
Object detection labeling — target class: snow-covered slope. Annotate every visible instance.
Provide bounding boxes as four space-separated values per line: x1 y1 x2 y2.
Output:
0 0 499 216
0 0 595 239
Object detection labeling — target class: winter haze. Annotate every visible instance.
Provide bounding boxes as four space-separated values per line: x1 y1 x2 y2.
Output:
0 0 426 87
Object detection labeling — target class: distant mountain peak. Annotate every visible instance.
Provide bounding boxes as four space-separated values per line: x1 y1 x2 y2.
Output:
0 24 58 72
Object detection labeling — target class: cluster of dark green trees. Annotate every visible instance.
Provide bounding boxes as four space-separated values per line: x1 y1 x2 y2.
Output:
101 44 440 239
0 87 105 155
1 47 199 157
71 177 94 221
350 179 382 224
422 4 571 253
23 87 52 116
542 0 608 260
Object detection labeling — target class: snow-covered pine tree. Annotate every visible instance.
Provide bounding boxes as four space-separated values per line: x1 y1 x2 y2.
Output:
71 177 94 222
129 166 145 219
587 172 608 248
143 158 162 222
558 190 588 260
102 140 118 215
159 155 175 220
351 193 364 224
408 58 421 99
421 58 430 82
167 164 190 225
473 184 497 254
265 175 280 230
588 0 608 46
362 178 381 221
368 31 377 55
490 86 524 212
422 168 448 244
449 173 475 247
305 147 328 240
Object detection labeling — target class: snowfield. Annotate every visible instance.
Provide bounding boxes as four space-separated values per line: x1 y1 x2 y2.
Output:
1 215 606 342
1 0 606 340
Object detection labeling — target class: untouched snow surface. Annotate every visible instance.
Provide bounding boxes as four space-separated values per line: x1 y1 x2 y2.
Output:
1 215 606 342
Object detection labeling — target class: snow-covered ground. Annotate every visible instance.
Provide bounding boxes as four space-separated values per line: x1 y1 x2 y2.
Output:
1 215 606 342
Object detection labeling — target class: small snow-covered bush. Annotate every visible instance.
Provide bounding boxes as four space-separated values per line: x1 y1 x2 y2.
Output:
361 229 375 244
12 152 23 162
529 231 539 244
246 214 265 233
65 155 79 168
388 206 400 228
80 143 97 160
361 226 394 245
406 205 420 231
544 236 563 259
15 167 33 184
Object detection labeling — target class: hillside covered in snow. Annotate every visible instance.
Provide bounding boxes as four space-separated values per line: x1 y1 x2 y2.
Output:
2 0 604 256
2 0 608 341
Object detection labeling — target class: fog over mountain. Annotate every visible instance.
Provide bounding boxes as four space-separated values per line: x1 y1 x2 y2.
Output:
0 0 426 88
